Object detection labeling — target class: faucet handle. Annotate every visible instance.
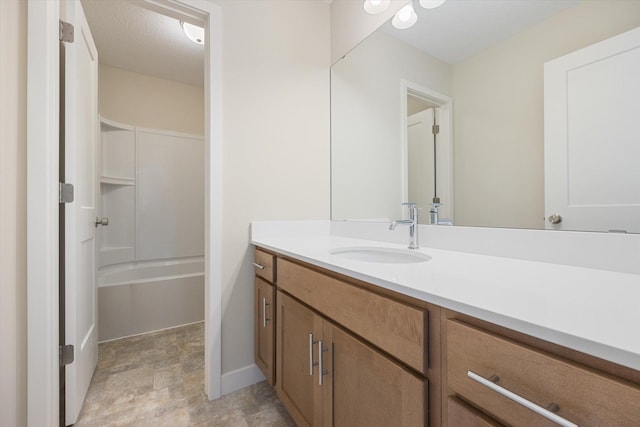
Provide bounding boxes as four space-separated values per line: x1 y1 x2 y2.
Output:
402 202 417 208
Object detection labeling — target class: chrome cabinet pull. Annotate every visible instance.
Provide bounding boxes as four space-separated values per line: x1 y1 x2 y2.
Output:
308 334 318 376
467 371 578 427
318 340 329 385
262 297 270 327
252 262 265 270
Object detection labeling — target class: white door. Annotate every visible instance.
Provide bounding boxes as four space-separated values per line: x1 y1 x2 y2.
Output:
64 0 99 424
544 27 640 233
408 108 452 223
408 109 436 219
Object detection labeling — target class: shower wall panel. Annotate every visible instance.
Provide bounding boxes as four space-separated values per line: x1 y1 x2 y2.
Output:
136 130 204 261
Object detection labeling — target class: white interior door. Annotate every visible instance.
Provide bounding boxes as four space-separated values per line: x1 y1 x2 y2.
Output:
408 107 452 223
64 0 99 424
544 27 640 233
408 109 436 218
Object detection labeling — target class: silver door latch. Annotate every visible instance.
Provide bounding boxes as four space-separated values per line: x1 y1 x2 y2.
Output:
95 217 109 227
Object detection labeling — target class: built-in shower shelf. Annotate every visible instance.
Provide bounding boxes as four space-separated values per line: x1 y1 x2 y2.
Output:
100 176 135 186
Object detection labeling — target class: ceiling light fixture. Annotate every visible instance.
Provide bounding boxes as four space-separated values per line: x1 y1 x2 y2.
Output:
180 21 205 45
419 0 446 9
392 3 418 30
379 0 447 30
363 0 391 15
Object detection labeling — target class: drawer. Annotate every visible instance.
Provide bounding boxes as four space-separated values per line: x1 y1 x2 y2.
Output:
254 248 275 283
447 397 503 427
446 320 640 427
278 258 427 374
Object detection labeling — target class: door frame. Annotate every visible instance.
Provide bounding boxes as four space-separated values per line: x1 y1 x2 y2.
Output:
26 1 222 425
400 79 454 220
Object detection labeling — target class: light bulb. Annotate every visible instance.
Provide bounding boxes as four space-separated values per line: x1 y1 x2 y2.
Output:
419 0 446 9
180 21 205 45
392 3 417 30
363 0 391 14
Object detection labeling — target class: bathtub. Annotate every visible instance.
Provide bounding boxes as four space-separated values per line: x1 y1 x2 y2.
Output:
98 257 204 287
98 257 205 342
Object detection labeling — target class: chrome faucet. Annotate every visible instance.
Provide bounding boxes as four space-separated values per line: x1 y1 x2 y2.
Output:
389 202 419 249
429 198 442 225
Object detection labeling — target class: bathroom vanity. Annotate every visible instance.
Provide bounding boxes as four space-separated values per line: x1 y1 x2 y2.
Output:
251 222 640 427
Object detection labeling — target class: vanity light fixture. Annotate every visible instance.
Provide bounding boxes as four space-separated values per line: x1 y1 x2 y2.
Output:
180 21 205 45
363 0 391 14
388 0 447 30
419 0 446 9
392 3 418 30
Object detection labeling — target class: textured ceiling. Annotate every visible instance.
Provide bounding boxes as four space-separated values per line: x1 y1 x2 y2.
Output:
81 0 204 87
382 0 580 64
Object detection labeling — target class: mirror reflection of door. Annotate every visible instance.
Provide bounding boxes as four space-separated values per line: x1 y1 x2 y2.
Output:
544 26 640 233
407 96 451 224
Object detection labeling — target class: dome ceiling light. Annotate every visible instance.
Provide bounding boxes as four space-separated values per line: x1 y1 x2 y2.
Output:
363 0 391 15
180 21 205 45
362 0 447 30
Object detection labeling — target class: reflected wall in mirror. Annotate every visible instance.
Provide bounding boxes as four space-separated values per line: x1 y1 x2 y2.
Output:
331 0 640 233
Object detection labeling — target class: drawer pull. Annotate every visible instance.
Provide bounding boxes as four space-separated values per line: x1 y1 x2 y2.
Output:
467 371 578 427
253 262 265 270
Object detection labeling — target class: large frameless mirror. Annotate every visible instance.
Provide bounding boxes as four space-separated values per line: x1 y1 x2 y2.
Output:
331 0 640 233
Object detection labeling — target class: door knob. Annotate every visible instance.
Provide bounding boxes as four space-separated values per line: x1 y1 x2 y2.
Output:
95 217 109 227
548 214 562 224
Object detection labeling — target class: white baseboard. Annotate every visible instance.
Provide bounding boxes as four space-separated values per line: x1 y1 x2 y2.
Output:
221 364 265 395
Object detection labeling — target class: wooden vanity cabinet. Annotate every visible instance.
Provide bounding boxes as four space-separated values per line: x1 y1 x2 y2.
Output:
443 315 640 427
276 291 427 427
254 249 276 385
254 246 640 427
447 397 503 427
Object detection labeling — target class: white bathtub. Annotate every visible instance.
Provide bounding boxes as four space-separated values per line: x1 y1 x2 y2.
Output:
98 257 204 287
98 257 205 342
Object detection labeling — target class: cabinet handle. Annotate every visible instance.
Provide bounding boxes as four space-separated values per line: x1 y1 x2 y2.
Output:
318 340 329 386
253 262 265 270
262 297 270 327
308 334 318 376
467 371 578 427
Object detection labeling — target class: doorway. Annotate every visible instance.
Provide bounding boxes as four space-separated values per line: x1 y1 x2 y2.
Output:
26 1 222 425
401 80 454 225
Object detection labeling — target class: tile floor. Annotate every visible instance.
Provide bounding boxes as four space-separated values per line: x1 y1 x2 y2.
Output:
74 322 296 427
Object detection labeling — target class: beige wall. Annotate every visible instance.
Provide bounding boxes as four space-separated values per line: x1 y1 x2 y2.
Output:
452 1 640 229
217 0 330 374
0 0 28 426
330 0 408 64
99 64 204 134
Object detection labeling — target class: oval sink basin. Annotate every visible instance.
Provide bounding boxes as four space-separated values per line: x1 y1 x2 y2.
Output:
329 247 431 264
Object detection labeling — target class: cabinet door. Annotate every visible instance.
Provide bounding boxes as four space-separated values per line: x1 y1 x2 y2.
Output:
327 323 427 427
255 278 275 385
276 291 323 427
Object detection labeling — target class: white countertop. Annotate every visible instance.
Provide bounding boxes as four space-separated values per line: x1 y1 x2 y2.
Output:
251 221 640 372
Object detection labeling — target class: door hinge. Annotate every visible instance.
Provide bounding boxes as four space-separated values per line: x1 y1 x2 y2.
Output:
59 182 74 204
59 20 74 43
60 345 74 367
432 124 440 135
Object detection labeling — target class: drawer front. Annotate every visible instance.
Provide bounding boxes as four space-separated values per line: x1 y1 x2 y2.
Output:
278 258 427 374
447 320 640 427
447 397 503 427
254 248 275 283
